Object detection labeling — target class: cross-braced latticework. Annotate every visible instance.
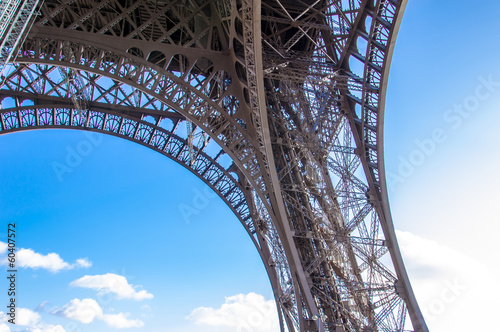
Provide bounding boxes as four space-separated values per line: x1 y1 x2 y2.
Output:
0 0 427 331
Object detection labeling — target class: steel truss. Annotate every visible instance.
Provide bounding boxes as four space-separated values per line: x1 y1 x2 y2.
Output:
0 0 43 77
0 0 427 331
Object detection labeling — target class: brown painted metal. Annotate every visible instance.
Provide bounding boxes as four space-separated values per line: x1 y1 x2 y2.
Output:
0 1 427 331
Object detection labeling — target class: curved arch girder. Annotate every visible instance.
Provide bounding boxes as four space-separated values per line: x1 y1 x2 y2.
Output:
29 2 303 329
0 60 297 331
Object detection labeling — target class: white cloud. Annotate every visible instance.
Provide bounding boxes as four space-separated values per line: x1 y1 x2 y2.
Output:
17 249 71 272
28 323 66 332
36 302 55 313
187 293 279 332
396 230 489 286
53 298 102 324
75 258 92 268
0 308 64 332
55 298 144 329
0 312 9 324
397 230 499 331
0 242 7 254
70 273 153 300
0 242 92 273
100 313 144 328
17 308 41 326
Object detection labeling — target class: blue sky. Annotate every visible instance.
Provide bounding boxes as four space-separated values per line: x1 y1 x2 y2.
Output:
0 131 276 331
1 0 500 331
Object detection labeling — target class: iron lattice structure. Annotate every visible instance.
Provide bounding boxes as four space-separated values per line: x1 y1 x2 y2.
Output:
0 0 428 331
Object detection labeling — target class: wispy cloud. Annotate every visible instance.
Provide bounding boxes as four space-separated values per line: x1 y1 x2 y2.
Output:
75 258 92 268
187 293 278 332
70 273 153 301
397 230 499 331
54 298 144 328
0 242 91 273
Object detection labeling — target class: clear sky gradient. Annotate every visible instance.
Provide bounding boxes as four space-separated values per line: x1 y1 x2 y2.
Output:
1 0 500 331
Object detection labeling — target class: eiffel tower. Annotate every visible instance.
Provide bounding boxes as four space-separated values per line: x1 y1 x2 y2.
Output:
0 0 428 331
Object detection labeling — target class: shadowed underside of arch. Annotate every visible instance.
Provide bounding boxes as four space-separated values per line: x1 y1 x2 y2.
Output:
0 0 428 331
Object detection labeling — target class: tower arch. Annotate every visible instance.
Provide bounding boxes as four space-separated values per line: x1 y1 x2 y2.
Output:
0 0 429 330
